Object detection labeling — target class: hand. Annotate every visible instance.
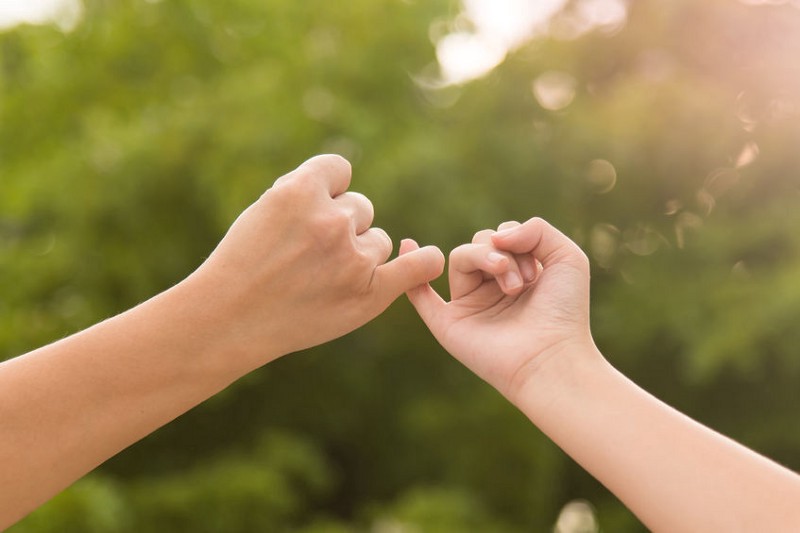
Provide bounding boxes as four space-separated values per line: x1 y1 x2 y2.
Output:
186 154 445 369
401 217 594 402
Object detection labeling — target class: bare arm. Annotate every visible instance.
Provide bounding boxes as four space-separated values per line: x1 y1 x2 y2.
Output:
0 154 445 528
402 217 800 532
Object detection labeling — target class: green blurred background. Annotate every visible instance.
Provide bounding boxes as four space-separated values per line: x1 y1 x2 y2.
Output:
3 0 800 530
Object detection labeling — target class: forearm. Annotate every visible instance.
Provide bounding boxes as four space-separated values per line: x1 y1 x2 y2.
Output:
515 348 800 532
0 154 442 529
0 277 260 528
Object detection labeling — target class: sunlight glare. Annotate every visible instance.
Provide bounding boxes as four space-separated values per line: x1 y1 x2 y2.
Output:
574 0 627 31
550 0 627 39
434 0 628 85
738 0 800 6
436 32 507 86
463 0 566 49
0 0 82 31
435 0 568 85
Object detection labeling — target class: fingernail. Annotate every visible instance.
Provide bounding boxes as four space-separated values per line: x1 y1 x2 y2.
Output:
494 228 516 239
503 270 522 290
487 252 506 264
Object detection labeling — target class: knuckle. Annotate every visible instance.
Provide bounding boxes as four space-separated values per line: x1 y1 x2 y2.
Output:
311 208 351 239
272 173 317 201
530 217 549 233
355 191 374 213
372 227 392 248
304 153 352 178
345 191 374 219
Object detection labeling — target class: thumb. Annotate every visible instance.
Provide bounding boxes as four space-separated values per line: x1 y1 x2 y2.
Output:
373 239 445 312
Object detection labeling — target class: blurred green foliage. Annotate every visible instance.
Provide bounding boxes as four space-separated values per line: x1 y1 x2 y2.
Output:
3 0 800 530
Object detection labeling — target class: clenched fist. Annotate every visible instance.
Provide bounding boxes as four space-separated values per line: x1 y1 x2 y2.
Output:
189 154 445 370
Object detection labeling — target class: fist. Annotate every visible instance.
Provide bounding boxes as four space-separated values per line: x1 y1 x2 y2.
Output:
190 155 445 370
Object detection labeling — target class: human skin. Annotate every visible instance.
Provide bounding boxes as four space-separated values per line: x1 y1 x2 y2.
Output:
0 154 445 529
402 217 800 532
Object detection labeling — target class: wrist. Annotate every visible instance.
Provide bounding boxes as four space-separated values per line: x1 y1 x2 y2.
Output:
507 338 609 414
157 273 284 382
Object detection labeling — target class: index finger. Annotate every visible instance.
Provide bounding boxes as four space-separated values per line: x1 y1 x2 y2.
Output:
273 154 353 197
298 154 352 197
491 217 587 269
449 243 519 299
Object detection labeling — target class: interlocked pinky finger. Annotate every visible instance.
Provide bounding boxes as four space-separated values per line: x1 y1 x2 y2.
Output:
472 229 495 244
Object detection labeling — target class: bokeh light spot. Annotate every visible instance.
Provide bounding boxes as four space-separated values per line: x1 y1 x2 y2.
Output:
554 499 599 533
624 224 663 256
590 223 620 268
675 212 704 249
665 199 683 216
586 159 617 193
704 167 740 197
735 141 760 168
532 71 577 110
303 87 335 121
